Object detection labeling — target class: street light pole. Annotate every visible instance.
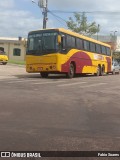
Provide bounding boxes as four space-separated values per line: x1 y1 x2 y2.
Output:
32 0 48 29
42 0 48 29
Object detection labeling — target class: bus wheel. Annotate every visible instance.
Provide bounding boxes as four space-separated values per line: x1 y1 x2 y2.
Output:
100 66 105 76
2 62 7 65
66 63 75 78
112 69 115 75
40 72 48 78
95 66 100 76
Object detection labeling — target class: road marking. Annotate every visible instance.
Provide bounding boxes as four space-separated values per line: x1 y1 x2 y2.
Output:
6 79 68 84
58 81 87 87
79 83 107 88
33 80 67 85
6 78 60 83
7 79 46 83
0 76 16 80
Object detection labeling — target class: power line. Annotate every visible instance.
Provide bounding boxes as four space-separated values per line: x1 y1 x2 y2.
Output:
48 10 67 22
50 10 120 14
48 10 67 27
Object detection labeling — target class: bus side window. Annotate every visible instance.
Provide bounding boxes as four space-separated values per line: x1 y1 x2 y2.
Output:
76 38 84 50
71 36 75 48
96 44 101 54
66 35 75 49
106 47 111 56
83 40 90 51
102 46 106 55
90 42 96 53
61 34 66 51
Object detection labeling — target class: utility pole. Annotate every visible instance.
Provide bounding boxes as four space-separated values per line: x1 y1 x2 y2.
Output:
42 0 48 29
97 24 100 40
38 0 48 29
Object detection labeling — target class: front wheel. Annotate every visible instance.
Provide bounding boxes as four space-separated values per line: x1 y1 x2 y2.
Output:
40 72 48 78
2 62 7 65
66 63 75 78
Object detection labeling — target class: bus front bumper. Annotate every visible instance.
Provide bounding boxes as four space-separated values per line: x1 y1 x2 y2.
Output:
26 64 60 73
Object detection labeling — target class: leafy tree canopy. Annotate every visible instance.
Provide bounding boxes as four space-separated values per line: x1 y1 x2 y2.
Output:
66 12 100 36
112 52 120 59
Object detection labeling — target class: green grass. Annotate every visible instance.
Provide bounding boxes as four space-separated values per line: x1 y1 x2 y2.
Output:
8 60 26 65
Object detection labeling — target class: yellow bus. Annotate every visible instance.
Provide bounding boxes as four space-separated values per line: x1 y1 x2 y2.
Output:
26 28 112 78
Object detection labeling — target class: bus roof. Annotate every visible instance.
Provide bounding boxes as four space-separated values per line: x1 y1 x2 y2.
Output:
29 28 111 48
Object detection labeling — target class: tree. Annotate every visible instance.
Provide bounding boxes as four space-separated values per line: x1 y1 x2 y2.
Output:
112 52 120 60
66 12 100 36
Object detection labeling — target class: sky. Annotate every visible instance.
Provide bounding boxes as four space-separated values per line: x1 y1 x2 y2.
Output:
0 0 120 38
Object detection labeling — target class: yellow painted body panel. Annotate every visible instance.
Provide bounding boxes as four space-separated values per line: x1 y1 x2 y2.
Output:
26 54 61 73
0 54 8 63
26 49 82 73
26 50 112 74
87 53 111 74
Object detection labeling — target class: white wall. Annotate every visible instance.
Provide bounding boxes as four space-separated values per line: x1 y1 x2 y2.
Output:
0 38 26 61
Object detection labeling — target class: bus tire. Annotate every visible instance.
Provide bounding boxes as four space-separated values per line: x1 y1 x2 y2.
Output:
112 69 115 75
66 63 75 78
2 62 7 65
100 65 105 76
95 66 101 76
40 72 48 78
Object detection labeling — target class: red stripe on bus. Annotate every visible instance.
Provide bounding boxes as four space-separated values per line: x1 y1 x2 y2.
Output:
61 51 92 73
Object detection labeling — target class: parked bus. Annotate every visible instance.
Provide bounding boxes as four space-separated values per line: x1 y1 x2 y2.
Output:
26 28 112 78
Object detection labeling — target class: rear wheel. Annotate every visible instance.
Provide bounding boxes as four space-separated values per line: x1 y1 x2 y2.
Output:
2 62 7 65
66 63 75 78
95 66 101 76
100 66 105 76
40 72 48 78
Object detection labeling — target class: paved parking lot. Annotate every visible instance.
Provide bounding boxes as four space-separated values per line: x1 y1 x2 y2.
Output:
0 64 120 160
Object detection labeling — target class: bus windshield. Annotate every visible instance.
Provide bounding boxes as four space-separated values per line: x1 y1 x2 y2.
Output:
27 32 58 55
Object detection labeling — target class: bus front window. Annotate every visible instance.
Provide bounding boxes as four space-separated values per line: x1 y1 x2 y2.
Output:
27 33 42 55
27 32 58 55
42 33 58 53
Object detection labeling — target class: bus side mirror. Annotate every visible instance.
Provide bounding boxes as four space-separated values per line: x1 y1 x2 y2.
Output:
57 35 61 44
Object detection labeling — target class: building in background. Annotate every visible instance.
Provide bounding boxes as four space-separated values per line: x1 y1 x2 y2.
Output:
91 35 117 51
91 35 120 61
0 37 27 61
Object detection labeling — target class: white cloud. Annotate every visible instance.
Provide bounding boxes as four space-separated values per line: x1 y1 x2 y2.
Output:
48 0 120 35
1 0 120 37
0 10 42 37
0 0 54 37
0 0 15 9
49 0 120 11
91 12 120 35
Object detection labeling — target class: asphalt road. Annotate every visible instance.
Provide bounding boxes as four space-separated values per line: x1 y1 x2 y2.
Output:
0 64 120 160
